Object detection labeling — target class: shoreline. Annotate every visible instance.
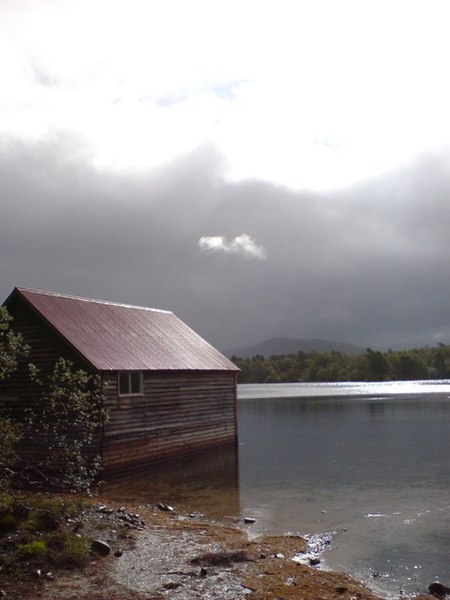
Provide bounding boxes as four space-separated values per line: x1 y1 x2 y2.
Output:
35 499 435 600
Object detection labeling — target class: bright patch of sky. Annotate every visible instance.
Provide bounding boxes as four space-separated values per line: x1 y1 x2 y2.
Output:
2 0 450 191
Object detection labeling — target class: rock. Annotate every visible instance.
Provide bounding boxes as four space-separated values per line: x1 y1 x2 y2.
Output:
429 583 450 599
96 505 114 515
244 517 256 524
157 503 174 512
200 567 208 577
163 582 182 590
310 558 321 566
91 539 111 557
274 552 285 559
114 549 123 557
45 572 54 581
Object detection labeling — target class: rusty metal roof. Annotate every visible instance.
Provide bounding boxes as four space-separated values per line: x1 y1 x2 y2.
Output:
9 288 239 372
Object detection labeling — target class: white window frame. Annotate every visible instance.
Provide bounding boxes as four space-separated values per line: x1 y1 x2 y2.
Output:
118 371 143 396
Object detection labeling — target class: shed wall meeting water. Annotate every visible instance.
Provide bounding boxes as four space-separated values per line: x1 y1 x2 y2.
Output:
0 287 239 472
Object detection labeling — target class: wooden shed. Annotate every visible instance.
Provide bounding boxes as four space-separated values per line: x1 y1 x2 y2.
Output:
0 287 239 473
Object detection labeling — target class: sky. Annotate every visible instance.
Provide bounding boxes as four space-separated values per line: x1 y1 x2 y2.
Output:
1 0 450 352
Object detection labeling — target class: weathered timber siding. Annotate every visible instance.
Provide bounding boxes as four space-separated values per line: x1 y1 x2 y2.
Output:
101 370 237 471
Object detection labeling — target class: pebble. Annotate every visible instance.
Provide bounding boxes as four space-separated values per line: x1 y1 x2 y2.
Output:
91 539 111 557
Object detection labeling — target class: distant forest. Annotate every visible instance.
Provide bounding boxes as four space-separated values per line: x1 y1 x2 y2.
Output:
231 344 450 383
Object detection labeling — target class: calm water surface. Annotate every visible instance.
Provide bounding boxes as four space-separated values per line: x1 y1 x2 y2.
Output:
103 381 450 598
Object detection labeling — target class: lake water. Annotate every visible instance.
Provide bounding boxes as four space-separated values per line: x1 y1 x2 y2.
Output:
103 381 450 598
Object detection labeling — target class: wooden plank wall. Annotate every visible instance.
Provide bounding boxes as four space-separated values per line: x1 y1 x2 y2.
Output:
101 370 237 472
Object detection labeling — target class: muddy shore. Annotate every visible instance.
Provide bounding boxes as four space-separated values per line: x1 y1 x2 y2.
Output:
31 501 437 600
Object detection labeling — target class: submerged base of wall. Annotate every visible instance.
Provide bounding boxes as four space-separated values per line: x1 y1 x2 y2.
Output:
101 432 238 476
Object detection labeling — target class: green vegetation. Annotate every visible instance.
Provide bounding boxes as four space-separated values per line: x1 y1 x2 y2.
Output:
28 357 107 492
0 307 107 495
0 308 111 595
0 493 92 597
232 343 450 383
0 306 30 380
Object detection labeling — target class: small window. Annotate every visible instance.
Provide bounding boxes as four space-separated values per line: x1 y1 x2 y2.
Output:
118 371 143 395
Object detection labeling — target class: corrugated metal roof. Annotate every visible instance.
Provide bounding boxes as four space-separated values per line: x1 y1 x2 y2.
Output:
10 288 239 372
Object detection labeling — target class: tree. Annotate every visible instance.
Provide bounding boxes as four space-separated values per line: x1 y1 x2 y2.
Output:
0 306 29 380
364 348 390 381
27 358 107 492
0 307 29 493
0 307 106 494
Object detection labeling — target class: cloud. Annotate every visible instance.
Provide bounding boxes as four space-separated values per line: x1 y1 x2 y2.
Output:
198 234 267 260
2 1 450 191
1 136 450 353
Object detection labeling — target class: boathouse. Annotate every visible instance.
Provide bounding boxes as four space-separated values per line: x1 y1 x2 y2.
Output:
0 287 239 473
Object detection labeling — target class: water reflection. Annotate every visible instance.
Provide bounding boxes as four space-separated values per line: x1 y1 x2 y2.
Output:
101 443 241 520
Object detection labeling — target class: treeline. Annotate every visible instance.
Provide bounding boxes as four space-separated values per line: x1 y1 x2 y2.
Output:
231 343 450 383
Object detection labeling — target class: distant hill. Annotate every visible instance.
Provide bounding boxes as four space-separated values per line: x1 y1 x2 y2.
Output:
226 337 365 359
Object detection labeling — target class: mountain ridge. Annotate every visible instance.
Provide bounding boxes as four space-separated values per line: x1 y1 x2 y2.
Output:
226 337 365 358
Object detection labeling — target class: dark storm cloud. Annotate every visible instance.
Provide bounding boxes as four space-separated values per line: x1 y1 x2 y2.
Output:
1 136 450 351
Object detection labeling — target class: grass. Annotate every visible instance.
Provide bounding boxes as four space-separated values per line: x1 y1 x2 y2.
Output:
0 492 93 598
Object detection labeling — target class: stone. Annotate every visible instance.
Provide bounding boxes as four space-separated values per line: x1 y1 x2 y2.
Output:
310 558 321 566
91 539 111 557
114 549 123 557
157 503 174 512
244 517 256 524
429 583 450 599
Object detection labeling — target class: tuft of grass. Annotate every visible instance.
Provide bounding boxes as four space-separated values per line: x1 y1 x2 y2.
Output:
17 539 47 557
45 531 91 568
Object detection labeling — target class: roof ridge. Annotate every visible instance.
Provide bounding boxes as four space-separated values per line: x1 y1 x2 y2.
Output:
15 287 172 314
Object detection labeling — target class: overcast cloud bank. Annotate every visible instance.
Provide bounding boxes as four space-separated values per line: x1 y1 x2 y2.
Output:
1 136 449 352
